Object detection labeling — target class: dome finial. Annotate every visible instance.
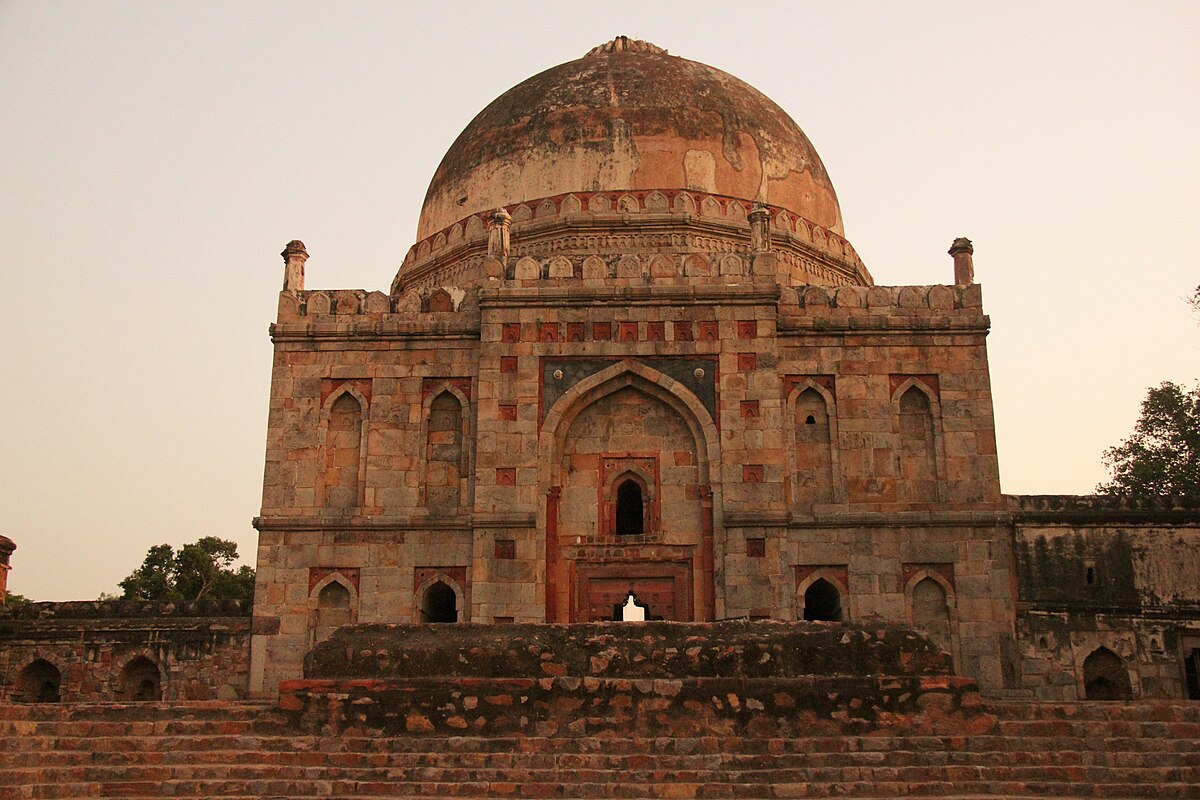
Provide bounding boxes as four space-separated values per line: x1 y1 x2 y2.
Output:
585 36 667 57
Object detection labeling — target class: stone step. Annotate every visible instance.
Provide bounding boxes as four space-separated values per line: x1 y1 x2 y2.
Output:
8 760 1200 792
986 701 1200 722
1 776 1195 799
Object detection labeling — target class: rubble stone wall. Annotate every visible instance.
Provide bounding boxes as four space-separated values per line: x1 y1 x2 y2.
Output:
0 601 250 702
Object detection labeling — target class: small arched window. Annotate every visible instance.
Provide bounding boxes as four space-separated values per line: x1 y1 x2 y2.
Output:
421 581 458 623
615 480 645 536
803 578 842 622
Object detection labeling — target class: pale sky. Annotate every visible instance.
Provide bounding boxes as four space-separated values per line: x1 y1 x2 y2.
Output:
1 1 1197 600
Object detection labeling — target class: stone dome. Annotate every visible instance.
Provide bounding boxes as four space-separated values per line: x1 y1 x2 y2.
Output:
417 37 844 241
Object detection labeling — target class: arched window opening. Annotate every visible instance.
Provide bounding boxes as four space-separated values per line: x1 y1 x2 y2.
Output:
803 578 842 622
1085 566 1096 586
1083 647 1132 700
794 388 832 506
16 659 61 703
615 480 645 536
325 392 363 509
911 578 952 654
118 656 161 701
898 386 937 501
426 392 464 511
421 581 458 623
313 581 353 645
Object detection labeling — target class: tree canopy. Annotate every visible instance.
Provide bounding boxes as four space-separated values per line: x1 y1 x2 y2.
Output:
118 537 255 603
1097 381 1200 502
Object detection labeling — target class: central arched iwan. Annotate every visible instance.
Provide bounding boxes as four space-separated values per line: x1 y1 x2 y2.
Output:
539 362 720 623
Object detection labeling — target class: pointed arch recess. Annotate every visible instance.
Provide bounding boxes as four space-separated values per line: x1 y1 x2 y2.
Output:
538 360 722 623
784 378 843 507
316 383 369 510
413 570 468 624
797 568 848 622
891 377 946 503
904 568 961 669
309 572 359 649
418 381 474 512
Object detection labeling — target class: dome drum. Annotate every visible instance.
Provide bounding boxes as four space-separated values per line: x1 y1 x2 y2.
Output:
393 188 870 294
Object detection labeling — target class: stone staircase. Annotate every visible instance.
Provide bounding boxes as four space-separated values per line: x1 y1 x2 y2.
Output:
2 698 1199 799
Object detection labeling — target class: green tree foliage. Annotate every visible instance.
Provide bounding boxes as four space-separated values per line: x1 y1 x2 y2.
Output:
118 537 255 603
3 592 31 608
1098 381 1200 502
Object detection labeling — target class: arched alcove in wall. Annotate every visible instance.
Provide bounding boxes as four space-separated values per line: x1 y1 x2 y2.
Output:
793 386 834 507
895 382 939 502
802 578 842 622
311 578 355 646
421 581 458 623
425 390 466 511
1083 646 1133 700
117 656 162 701
539 361 720 623
321 389 366 509
15 658 61 703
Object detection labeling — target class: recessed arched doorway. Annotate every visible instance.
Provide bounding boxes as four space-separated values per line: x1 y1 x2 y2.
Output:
542 366 718 623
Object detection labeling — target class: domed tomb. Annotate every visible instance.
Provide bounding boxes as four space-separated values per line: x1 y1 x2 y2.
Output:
417 37 846 242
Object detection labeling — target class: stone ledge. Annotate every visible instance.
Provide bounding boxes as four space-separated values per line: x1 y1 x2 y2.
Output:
0 599 251 621
1008 494 1200 524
